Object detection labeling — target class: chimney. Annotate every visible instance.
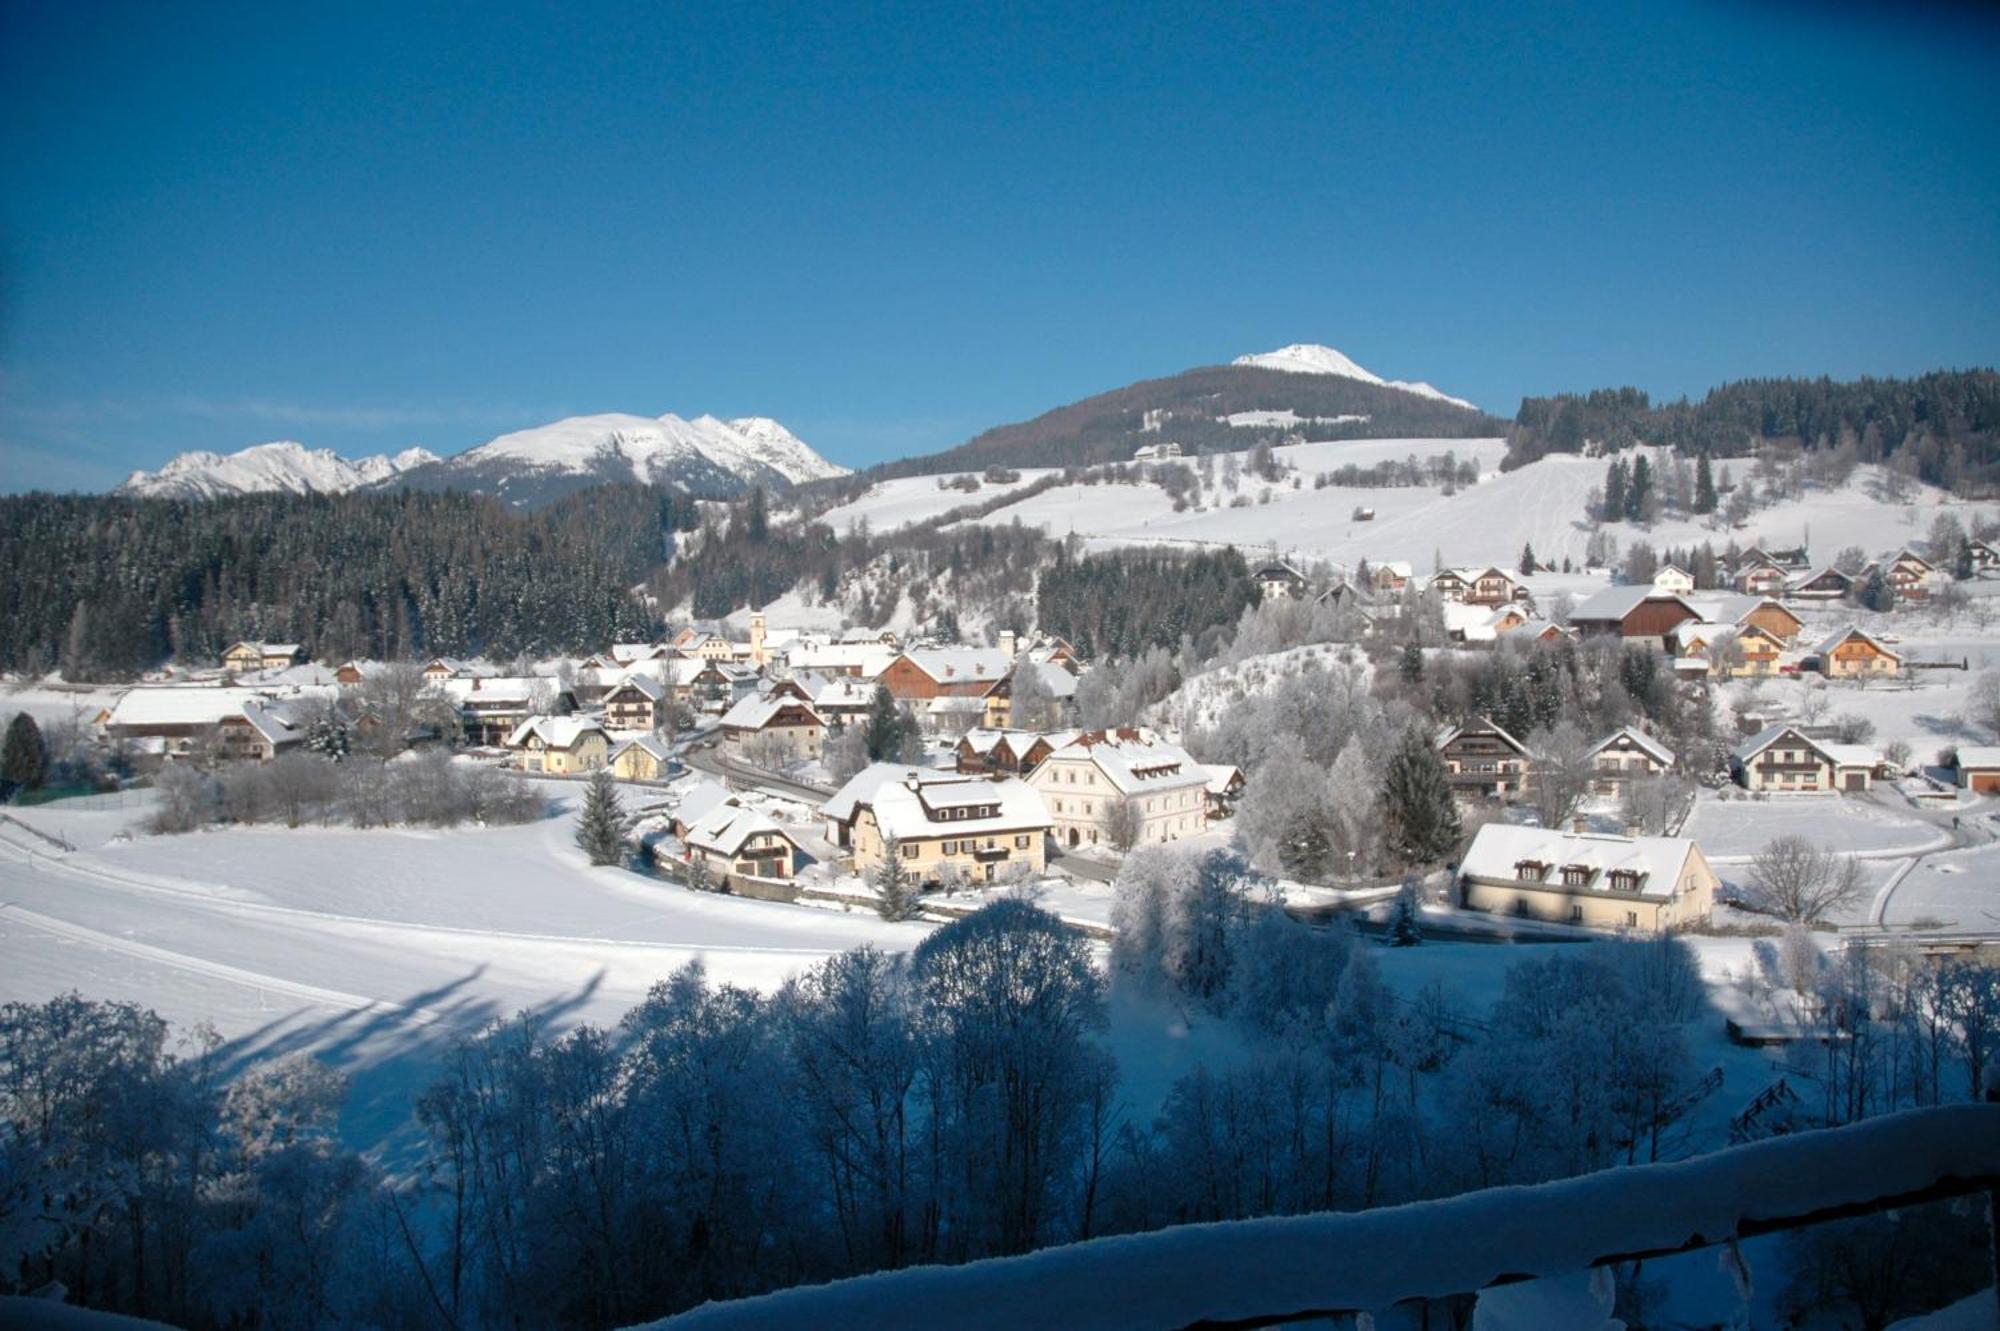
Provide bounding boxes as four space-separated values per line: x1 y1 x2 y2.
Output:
1571 816 1587 834
1000 629 1018 658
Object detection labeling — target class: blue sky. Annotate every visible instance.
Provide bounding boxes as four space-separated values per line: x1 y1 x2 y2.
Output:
3 1 1997 490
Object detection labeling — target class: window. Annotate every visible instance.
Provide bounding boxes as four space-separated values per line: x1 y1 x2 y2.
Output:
1569 905 1584 922
1561 865 1591 887
901 843 918 859
942 840 956 854
1015 834 1030 848
1624 911 1638 928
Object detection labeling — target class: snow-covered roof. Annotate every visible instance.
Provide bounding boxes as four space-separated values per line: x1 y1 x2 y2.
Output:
1731 723 1828 765
1809 624 1901 661
1044 728 1206 795
720 692 825 731
1956 746 2000 770
901 647 1011 685
822 764 930 823
505 714 605 750
1821 742 1881 769
1586 725 1675 767
785 642 901 676
1684 593 1795 629
957 729 1010 755
604 672 666 702
1015 659 1079 699
865 772 1051 841
437 676 548 706
1568 585 1698 624
105 686 282 728
1435 717 1530 755
610 641 667 663
609 735 674 764
671 777 736 828
234 698 308 745
1200 763 1244 795
1458 823 1699 900
684 802 802 858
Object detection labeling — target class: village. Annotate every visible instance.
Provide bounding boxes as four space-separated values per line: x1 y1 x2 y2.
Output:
11 521 1997 963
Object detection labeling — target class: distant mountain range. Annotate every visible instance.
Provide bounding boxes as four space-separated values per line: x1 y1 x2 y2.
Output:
872 344 1502 478
116 412 847 508
117 442 442 500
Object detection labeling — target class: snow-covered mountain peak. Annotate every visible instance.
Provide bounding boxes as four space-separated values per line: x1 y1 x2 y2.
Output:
1232 343 1480 412
117 441 438 500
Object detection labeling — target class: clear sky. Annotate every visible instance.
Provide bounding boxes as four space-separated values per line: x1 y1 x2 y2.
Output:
3 1 1997 491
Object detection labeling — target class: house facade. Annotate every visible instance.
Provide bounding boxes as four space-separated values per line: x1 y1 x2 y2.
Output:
505 716 609 774
1955 746 2000 793
1567 587 1701 643
823 765 1050 885
1585 726 1675 791
876 648 1012 702
1457 824 1718 932
1812 626 1902 679
1731 724 1878 793
719 694 826 763
609 735 675 782
601 675 666 731
1025 728 1209 849
1436 718 1533 798
681 801 809 888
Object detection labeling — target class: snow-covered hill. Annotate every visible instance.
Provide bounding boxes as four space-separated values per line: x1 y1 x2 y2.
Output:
1232 343 1480 412
389 411 846 508
116 442 440 500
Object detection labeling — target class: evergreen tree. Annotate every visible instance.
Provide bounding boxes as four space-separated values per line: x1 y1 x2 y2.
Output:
1381 727 1462 866
1518 542 1537 576
1625 454 1653 523
1 713 50 798
683 852 717 893
1389 878 1423 946
1861 567 1896 613
874 836 918 920
305 717 350 763
1399 642 1424 685
574 769 628 866
864 684 908 761
1602 458 1629 523
1694 451 1717 514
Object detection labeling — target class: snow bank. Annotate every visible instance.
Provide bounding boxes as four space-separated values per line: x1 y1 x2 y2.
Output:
639 1105 2000 1331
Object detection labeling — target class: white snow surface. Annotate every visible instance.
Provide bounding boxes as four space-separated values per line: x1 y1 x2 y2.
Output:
116 442 440 499
1231 343 1481 412
463 411 845 485
641 1104 2000 1331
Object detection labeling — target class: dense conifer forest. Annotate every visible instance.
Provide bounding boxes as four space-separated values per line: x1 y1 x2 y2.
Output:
0 486 698 675
1504 369 2000 483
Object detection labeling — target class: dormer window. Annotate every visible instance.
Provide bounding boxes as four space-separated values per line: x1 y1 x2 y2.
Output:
1514 859 1547 882
1608 870 1643 893
1561 864 1593 887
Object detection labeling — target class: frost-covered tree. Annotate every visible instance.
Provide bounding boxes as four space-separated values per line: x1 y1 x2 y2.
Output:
1325 737 1379 877
1388 879 1423 946
1235 736 1333 880
1527 720 1595 830
574 769 628 865
874 835 919 920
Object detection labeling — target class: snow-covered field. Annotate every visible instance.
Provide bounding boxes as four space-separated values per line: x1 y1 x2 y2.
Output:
811 467 1059 534
0 786 930 1157
1684 789 1953 861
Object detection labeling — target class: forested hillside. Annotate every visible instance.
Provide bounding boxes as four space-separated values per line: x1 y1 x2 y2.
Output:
1505 370 2000 485
0 486 697 675
875 364 1506 478
1035 547 1259 659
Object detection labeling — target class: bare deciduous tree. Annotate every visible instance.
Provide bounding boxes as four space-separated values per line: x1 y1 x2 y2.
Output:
1746 834 1864 923
1528 720 1595 830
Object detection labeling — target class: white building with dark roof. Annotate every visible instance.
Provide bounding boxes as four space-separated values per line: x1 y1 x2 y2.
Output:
1025 727 1208 849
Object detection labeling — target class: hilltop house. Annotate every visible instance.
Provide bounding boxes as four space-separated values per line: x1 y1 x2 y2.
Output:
1585 726 1676 791
1566 587 1701 644
1731 724 1880 793
1253 561 1308 600
1457 824 1718 932
1733 563 1790 597
1886 549 1942 602
223 641 304 673
1201 764 1246 818
1788 567 1855 602
1652 564 1695 594
1810 625 1903 679
821 764 1051 885
1026 728 1210 849
1435 718 1533 799
1965 540 2000 577
420 657 472 682
1429 566 1528 607
505 715 609 775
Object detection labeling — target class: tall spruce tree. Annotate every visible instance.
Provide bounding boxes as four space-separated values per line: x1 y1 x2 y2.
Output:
1602 458 1629 523
2 713 50 798
1381 727 1462 865
574 769 628 866
1625 454 1653 523
1694 451 1717 514
874 836 918 920
1518 542 1537 576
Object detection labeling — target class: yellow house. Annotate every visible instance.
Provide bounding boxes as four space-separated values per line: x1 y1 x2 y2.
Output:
609 735 675 782
506 715 609 774
1025 727 1208 849
822 764 1050 886
1457 823 1718 932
